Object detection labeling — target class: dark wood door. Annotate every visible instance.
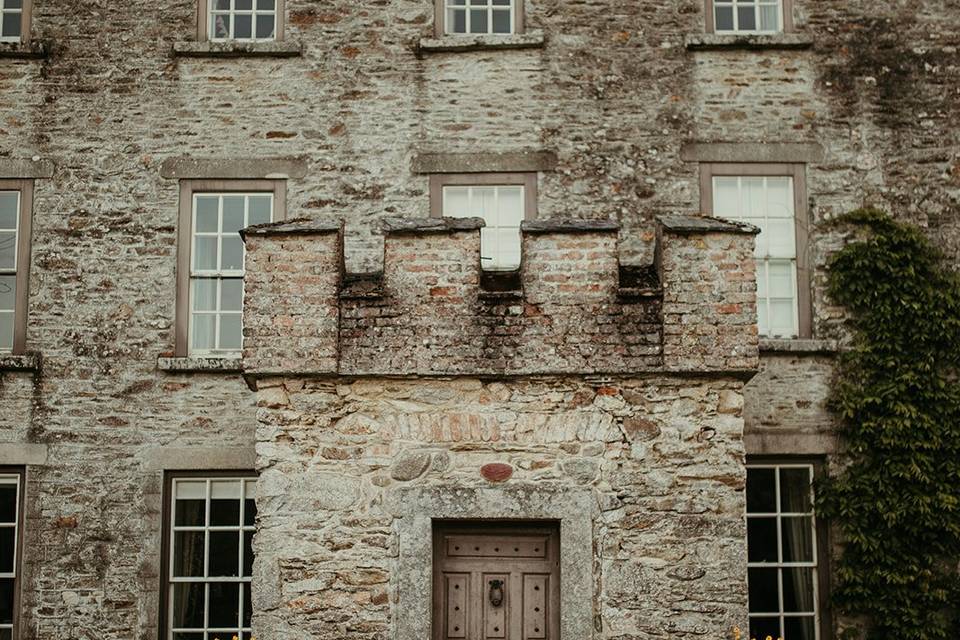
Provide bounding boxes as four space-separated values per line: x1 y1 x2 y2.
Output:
432 522 561 640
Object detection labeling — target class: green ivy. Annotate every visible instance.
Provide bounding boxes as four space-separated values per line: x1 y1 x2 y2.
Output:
817 209 960 639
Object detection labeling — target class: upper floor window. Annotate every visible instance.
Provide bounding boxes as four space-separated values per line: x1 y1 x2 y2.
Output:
747 462 825 640
162 474 256 640
0 470 23 640
199 0 285 42
701 163 810 339
436 0 523 36
430 173 537 271
0 0 29 43
706 0 793 33
0 182 33 355
176 180 285 358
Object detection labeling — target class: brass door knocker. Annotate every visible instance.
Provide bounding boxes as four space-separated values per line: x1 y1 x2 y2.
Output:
488 580 504 607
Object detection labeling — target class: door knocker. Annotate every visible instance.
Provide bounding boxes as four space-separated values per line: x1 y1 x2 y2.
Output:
488 579 504 607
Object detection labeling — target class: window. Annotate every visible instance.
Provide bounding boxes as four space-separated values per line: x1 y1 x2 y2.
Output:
0 182 32 355
0 0 29 43
700 163 810 338
435 0 523 36
175 180 285 358
162 474 257 640
0 470 23 640
198 0 285 42
747 463 825 640
706 0 793 33
430 173 537 271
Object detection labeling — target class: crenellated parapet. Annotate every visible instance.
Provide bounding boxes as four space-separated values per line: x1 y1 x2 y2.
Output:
240 215 759 380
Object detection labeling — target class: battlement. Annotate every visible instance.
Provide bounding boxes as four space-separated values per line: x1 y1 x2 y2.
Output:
240 215 759 380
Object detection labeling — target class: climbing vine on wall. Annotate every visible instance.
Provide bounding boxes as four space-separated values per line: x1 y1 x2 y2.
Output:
818 209 960 639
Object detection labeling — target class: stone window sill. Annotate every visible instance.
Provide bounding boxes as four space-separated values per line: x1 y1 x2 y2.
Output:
0 40 49 59
157 356 243 373
417 30 545 55
0 352 41 372
759 338 838 354
172 40 303 58
685 33 814 52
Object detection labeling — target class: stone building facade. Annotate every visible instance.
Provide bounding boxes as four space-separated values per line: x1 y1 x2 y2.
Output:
0 0 957 639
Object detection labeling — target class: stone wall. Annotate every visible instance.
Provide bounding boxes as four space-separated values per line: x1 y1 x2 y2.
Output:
252 375 749 640
0 0 956 638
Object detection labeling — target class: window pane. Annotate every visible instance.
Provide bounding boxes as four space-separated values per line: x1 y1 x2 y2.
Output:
208 582 241 627
715 5 734 31
746 467 776 513
214 0 230 9
0 275 15 311
234 14 253 38
219 314 243 351
221 236 244 271
0 312 12 352
193 237 219 271
172 634 203 640
1 14 20 39
175 481 206 523
209 532 241 576
781 516 814 563
449 7 466 33
748 617 781 640
243 531 254 577
769 299 795 335
210 481 241 526
784 616 816 640
0 485 15 523
782 567 816 612
496 187 524 227
747 567 779 613
759 4 779 30
257 0 276 9
248 196 272 226
766 261 794 297
171 582 205 629
746 517 778 563
243 582 252 626
469 8 488 33
443 187 471 218
492 9 511 33
0 528 13 573
243 484 256 525
236 0 253 9
255 14 275 39
0 193 17 229
195 197 220 233
221 279 243 312
6 0 24 9
0 578 14 625
738 5 757 30
212 13 231 38
0 232 16 270
173 531 206 577
780 467 813 512
0 626 10 640
766 220 796 257
191 314 216 351
713 177 740 217
222 196 246 234
192 279 218 313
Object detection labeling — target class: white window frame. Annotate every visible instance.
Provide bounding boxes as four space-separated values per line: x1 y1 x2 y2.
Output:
746 462 821 640
0 191 20 354
700 163 811 339
0 182 32 356
175 179 286 359
0 0 30 44
429 173 538 272
198 0 286 42
0 471 23 640
709 0 786 34
189 193 272 357
434 0 524 37
164 475 257 640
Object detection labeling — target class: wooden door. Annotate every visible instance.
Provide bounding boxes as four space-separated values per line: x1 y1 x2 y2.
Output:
432 522 561 640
